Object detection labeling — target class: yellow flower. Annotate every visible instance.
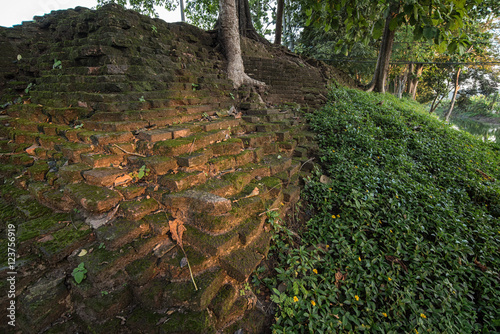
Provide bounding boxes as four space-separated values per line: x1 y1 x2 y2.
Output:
293 296 299 303
332 150 335 152
358 257 361 262
388 277 392 281
355 295 360 301
311 300 316 306
337 214 340 218
396 195 399 199
382 312 388 317
332 215 336 219
328 188 332 190
313 269 318 274
420 313 427 319
390 230 393 233
415 330 419 334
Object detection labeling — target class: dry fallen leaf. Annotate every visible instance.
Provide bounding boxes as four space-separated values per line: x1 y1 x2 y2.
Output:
114 174 133 187
25 143 39 155
78 249 88 257
169 219 186 249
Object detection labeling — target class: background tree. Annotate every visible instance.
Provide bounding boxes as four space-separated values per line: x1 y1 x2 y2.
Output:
304 0 479 93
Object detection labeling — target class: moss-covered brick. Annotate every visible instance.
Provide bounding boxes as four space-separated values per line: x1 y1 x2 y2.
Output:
107 142 136 155
18 269 69 334
222 171 254 193
158 171 207 192
15 194 53 220
38 134 66 150
210 138 243 156
137 128 173 142
10 118 39 131
237 217 264 245
276 130 291 141
143 155 177 175
125 254 158 286
81 153 123 168
209 155 235 173
120 197 159 221
161 245 210 280
191 130 229 151
10 130 39 144
41 188 76 212
263 155 292 175
125 308 164 333
239 132 276 148
162 190 232 216
234 149 254 166
0 163 22 179
77 131 97 144
184 224 239 257
64 183 122 213
252 229 273 258
153 137 192 156
209 283 237 319
256 122 283 133
58 163 91 183
27 160 50 181
58 142 94 163
159 309 216 334
194 178 234 198
163 266 226 311
203 118 240 132
17 212 69 243
95 217 151 250
115 184 146 200
220 247 264 282
11 153 35 166
177 150 210 167
278 140 297 152
83 167 127 187
140 211 171 235
79 284 132 321
283 184 300 204
91 131 134 146
37 221 94 263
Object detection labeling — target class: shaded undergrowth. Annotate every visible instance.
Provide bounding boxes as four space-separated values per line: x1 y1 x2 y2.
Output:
263 88 500 333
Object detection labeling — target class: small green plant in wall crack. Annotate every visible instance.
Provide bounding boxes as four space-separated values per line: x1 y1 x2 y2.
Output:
52 58 62 70
129 165 150 180
72 262 87 284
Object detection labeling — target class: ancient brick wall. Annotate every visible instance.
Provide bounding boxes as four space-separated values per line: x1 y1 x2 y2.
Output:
0 4 324 333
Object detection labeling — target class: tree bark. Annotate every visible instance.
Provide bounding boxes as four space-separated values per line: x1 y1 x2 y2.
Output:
444 67 462 122
219 0 266 89
274 0 284 45
235 0 269 44
365 7 398 93
407 63 423 99
180 0 185 22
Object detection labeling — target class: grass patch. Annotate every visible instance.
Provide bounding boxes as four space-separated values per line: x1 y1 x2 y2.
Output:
265 88 500 333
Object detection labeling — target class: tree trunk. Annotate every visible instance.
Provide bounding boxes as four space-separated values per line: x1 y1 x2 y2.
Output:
407 63 423 99
235 0 269 44
219 0 266 89
274 0 284 45
397 66 408 98
444 68 462 122
429 93 445 114
366 7 398 93
180 0 185 22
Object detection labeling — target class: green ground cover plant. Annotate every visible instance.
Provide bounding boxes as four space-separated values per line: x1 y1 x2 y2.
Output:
266 88 500 333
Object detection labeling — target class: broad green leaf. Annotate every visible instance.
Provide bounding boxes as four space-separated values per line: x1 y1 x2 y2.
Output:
423 26 434 40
